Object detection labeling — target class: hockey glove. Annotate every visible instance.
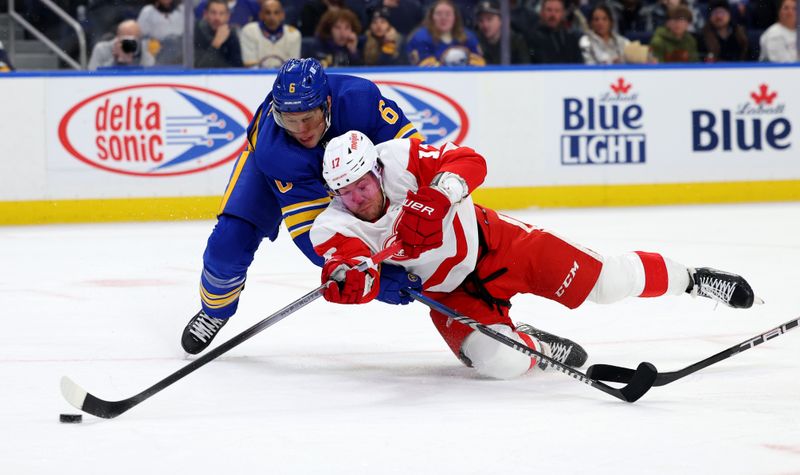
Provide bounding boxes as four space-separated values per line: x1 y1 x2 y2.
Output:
377 264 422 305
322 256 379 305
396 186 451 259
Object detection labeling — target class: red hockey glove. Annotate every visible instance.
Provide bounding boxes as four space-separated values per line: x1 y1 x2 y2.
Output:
396 186 451 259
321 256 379 305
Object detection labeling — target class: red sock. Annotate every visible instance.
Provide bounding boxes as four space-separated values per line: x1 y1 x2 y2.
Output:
635 251 668 297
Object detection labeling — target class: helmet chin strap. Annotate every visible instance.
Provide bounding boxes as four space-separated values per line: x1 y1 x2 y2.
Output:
322 99 332 136
375 161 387 217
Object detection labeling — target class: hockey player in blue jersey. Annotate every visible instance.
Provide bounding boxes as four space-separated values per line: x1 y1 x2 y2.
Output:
181 58 425 354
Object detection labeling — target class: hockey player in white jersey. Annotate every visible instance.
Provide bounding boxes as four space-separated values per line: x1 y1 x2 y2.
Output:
309 131 760 380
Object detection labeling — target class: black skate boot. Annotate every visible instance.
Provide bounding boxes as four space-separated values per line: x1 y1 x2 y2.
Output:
181 310 228 354
688 267 759 309
515 323 588 370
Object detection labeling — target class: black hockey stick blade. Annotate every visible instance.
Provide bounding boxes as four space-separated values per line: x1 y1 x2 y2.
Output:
613 362 658 402
587 316 800 387
587 364 647 385
587 361 699 387
404 288 657 402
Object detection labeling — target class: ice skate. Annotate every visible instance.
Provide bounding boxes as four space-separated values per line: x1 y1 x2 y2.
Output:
181 310 228 354
515 323 588 369
688 267 762 309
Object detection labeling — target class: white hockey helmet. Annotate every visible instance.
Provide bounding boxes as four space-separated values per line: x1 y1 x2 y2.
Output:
323 130 382 193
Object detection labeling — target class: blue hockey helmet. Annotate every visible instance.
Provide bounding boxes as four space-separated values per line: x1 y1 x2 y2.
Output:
272 58 330 113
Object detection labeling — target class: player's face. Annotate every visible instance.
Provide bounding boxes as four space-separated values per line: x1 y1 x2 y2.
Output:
279 105 327 148
337 173 384 221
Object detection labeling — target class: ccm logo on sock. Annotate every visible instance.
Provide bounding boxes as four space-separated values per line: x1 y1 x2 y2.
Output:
403 199 435 216
556 261 580 297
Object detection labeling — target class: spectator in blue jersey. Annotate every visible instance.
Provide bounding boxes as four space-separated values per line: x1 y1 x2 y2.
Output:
527 0 583 63
407 0 486 66
309 8 365 67
194 0 244 68
194 0 260 31
180 58 426 355
0 40 13 72
363 7 407 65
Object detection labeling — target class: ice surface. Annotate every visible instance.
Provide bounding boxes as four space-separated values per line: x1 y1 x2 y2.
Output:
2 203 799 474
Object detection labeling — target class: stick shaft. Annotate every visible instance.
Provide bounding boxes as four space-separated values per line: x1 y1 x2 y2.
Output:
587 316 800 386
63 243 402 419
405 289 656 402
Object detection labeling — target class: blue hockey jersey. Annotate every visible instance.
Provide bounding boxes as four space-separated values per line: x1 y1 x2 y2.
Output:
201 74 422 317
406 27 486 67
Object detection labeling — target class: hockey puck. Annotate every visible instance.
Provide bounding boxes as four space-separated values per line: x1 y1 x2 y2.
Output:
59 413 82 424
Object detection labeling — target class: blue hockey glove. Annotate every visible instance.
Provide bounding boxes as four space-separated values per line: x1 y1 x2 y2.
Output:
377 264 422 305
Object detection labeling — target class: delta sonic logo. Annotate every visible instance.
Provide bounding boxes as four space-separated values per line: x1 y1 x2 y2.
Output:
58 84 252 177
692 84 791 152
375 81 469 145
561 78 645 165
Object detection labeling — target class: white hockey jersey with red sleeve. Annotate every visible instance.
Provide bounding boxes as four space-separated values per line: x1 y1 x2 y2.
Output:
310 138 487 293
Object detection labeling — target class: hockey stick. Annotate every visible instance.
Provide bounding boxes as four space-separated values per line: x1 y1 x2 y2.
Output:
586 316 800 387
60 243 402 419
403 289 658 403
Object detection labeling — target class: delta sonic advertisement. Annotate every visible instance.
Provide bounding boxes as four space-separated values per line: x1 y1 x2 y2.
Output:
560 77 646 166
46 79 255 197
45 76 468 197
55 82 252 177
